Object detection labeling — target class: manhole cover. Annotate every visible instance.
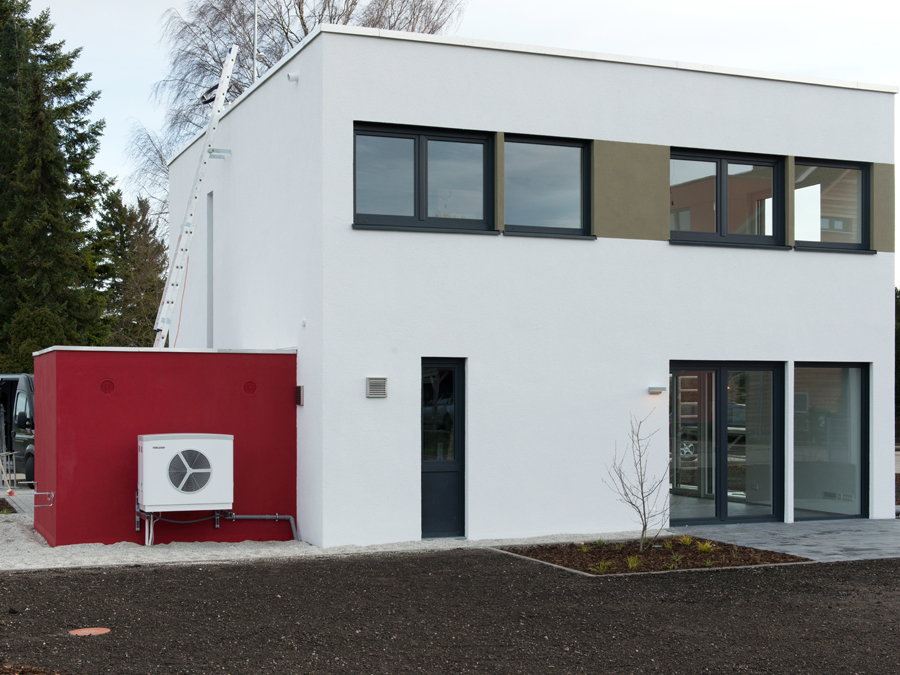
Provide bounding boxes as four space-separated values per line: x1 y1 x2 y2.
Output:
69 627 110 636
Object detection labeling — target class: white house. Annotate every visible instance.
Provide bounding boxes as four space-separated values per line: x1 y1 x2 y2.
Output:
168 25 896 548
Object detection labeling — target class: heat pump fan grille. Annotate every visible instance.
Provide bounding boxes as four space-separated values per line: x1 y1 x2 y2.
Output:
167 450 212 493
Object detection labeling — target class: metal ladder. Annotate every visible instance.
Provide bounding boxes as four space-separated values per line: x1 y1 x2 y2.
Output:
153 45 240 348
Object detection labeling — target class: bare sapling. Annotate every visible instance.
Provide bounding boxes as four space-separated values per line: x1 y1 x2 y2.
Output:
602 412 671 552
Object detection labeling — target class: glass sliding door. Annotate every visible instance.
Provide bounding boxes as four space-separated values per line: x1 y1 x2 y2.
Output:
793 364 868 519
670 362 784 524
670 369 717 521
726 370 774 518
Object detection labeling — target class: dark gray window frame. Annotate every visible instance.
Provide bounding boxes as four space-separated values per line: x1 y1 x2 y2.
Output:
793 361 870 520
353 122 495 233
503 134 592 238
793 158 870 252
669 149 786 247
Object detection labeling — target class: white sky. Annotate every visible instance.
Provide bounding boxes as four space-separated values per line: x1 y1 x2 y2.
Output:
38 0 900 278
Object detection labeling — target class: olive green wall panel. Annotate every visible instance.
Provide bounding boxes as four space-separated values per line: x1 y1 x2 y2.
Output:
871 163 894 252
593 140 669 240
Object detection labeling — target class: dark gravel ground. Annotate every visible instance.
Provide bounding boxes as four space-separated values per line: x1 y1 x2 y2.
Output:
2 549 900 674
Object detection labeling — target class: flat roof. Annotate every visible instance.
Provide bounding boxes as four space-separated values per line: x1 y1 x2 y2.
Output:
169 24 898 165
33 346 297 356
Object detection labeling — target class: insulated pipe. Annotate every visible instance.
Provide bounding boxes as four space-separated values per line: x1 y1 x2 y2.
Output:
225 512 299 541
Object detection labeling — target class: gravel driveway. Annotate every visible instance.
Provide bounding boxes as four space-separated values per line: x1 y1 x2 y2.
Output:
2 549 900 674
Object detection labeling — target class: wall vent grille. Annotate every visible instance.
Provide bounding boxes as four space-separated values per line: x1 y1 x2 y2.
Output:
366 377 387 398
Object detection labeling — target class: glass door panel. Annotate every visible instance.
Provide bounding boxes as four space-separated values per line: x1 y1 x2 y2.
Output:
725 370 774 518
670 369 717 521
422 366 455 461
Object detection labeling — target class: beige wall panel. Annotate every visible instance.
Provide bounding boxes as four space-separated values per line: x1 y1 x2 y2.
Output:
871 163 894 252
593 141 670 240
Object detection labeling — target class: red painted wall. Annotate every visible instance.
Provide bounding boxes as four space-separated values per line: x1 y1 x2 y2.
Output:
33 349 297 547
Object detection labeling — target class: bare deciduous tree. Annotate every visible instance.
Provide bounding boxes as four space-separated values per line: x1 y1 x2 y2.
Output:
127 0 465 227
602 413 671 552
125 122 181 235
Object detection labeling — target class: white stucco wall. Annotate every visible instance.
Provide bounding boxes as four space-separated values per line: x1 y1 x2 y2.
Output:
169 27 895 547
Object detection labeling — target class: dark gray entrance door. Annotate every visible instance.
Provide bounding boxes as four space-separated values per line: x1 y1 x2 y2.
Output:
669 362 784 524
421 359 464 538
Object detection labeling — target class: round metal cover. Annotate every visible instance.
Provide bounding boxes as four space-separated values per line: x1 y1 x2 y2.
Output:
167 449 212 493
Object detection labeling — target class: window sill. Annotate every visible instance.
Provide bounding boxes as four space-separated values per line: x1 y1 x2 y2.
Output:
669 239 791 251
352 223 500 235
502 230 597 241
792 244 875 255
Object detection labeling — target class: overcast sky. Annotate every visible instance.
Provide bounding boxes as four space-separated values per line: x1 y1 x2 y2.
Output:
37 0 900 274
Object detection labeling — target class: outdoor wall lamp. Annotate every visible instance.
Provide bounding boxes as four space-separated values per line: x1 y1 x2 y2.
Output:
648 386 666 395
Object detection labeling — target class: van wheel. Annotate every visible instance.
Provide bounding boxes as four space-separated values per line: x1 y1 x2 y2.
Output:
24 456 34 485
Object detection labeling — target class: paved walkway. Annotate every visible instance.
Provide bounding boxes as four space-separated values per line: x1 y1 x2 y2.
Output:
678 518 900 562
4 486 34 517
4 484 900 567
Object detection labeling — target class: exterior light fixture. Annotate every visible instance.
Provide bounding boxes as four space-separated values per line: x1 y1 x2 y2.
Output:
648 386 666 395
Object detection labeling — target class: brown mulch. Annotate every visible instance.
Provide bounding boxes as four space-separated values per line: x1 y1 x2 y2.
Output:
0 667 66 675
506 536 809 575
0 499 15 514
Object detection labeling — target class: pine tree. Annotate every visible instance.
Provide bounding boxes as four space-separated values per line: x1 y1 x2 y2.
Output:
0 1 109 369
93 191 167 347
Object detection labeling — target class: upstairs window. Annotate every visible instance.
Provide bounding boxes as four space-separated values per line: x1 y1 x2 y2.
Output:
504 136 591 236
354 124 494 232
794 160 868 251
670 150 784 246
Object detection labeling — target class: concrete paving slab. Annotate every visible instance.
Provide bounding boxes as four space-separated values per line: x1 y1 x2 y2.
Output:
4 487 34 517
677 518 900 562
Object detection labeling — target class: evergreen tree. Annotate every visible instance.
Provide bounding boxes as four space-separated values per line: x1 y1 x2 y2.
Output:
93 191 167 347
0 1 109 369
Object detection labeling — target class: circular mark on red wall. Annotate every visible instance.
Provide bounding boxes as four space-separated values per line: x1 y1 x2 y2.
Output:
100 379 116 395
243 380 258 395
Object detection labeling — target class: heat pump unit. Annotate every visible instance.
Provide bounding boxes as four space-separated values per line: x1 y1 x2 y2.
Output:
138 434 234 512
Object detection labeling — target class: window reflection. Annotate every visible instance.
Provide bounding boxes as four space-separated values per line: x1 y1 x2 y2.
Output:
727 164 773 236
726 370 773 517
505 141 582 230
427 141 484 220
422 367 455 461
794 166 863 244
794 367 863 518
355 135 415 216
669 159 716 233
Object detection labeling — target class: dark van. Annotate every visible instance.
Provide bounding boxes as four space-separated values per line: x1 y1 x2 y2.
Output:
0 374 35 485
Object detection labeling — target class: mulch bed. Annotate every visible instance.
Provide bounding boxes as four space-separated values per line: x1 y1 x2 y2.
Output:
0 666 65 674
506 536 809 574
0 499 15 515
